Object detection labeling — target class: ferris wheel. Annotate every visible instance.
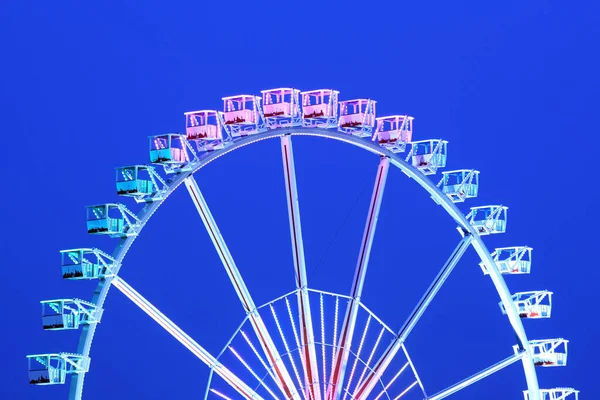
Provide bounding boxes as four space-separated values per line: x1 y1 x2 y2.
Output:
27 88 579 400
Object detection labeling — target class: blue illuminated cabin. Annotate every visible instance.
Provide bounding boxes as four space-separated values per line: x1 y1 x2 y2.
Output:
149 134 188 164
116 166 154 197
439 169 480 202
85 204 140 237
42 301 74 330
27 353 89 385
60 248 116 280
408 139 448 175
86 204 123 235
41 299 102 331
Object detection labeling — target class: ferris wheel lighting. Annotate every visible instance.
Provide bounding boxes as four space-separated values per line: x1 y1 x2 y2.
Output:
391 380 418 400
185 175 301 400
428 351 526 400
281 135 322 400
406 139 448 175
341 315 371 400
228 346 280 400
338 99 376 137
351 326 386 400
111 277 265 400
41 299 103 331
210 389 234 400
270 304 305 400
480 246 533 275
329 157 390 400
30 87 578 399
354 236 472 400
373 115 413 153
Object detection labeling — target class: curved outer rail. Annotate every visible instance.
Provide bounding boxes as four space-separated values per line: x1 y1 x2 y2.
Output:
70 127 539 400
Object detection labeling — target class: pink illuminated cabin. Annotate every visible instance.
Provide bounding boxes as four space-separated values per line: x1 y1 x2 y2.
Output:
222 95 265 136
261 88 301 128
184 110 224 151
374 115 413 153
338 99 376 136
301 89 339 127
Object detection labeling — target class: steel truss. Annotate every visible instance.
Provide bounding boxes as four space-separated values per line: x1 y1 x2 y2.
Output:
29 89 577 400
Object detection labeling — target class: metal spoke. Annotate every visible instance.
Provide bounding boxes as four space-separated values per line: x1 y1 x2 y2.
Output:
111 277 263 400
185 176 300 400
427 351 526 400
281 135 321 400
354 235 473 400
328 157 390 400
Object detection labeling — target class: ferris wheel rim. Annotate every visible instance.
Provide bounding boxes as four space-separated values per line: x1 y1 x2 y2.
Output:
69 127 539 400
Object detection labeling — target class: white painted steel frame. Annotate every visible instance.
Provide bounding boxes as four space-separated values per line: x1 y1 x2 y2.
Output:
70 128 540 400
281 135 321 400
328 157 390 400
111 277 263 400
184 176 301 400
353 235 473 400
428 351 526 400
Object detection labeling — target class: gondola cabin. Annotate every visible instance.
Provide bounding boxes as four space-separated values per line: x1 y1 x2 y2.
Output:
85 204 134 237
481 246 533 275
261 88 301 128
439 169 480 202
374 115 413 153
42 300 77 330
60 248 116 280
408 139 448 175
528 339 569 367
338 99 376 137
222 95 264 136
27 354 66 385
466 205 508 235
26 354 89 385
185 110 222 141
116 166 155 197
301 89 339 128
149 134 188 164
500 290 553 319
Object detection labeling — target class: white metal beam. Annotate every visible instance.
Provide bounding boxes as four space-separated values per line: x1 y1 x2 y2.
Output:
185 176 300 400
328 157 390 400
281 135 321 400
427 351 525 400
111 277 263 400
354 235 473 400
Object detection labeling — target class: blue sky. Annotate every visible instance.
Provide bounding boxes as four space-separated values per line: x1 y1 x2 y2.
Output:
1 1 597 399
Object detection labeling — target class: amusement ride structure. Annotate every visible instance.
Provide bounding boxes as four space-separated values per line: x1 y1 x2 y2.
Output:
27 88 578 400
